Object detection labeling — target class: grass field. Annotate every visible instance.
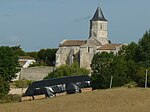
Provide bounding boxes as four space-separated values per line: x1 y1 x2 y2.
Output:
0 88 150 112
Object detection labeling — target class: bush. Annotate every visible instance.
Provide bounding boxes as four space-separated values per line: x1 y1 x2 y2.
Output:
0 94 21 103
44 62 90 79
29 61 47 67
124 82 138 88
0 77 10 98
13 79 33 88
133 67 150 87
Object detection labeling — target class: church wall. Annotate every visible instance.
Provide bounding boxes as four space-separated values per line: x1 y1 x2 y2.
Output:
55 46 80 67
80 46 95 70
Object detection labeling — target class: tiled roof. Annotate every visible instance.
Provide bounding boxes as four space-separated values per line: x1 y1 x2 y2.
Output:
97 44 122 50
19 56 35 60
59 40 87 47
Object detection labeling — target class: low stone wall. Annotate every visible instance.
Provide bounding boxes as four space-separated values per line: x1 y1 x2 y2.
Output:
9 88 27 95
20 66 54 81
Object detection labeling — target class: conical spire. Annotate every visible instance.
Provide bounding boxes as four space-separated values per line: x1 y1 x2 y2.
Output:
91 7 107 21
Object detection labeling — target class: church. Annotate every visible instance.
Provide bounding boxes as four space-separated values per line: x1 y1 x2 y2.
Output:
55 7 123 70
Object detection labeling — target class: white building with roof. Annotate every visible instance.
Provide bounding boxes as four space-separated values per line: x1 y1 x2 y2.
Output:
18 56 36 68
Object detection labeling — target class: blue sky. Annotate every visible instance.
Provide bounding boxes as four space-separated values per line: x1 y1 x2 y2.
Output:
0 0 150 51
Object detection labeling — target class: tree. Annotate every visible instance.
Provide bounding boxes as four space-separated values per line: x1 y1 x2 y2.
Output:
0 46 20 82
91 52 115 89
109 55 132 87
132 67 150 87
91 30 150 89
0 76 9 98
91 52 132 89
26 52 38 60
118 42 140 82
11 45 26 56
37 49 46 63
138 30 150 66
44 62 90 79
45 48 58 66
119 42 139 62
37 48 57 66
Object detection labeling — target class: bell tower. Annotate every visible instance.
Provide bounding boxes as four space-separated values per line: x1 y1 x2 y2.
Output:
89 7 108 45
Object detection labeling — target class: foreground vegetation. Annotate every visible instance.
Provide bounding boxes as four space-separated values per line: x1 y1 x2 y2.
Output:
0 46 57 98
0 46 20 98
0 88 150 112
44 62 90 79
91 30 150 89
0 94 21 104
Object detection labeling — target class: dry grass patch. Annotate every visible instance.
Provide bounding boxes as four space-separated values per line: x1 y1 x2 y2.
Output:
1 88 150 112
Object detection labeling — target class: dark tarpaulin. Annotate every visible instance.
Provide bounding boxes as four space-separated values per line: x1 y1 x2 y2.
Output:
24 75 91 96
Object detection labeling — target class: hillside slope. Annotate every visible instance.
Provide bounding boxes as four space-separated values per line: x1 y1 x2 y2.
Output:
0 88 150 112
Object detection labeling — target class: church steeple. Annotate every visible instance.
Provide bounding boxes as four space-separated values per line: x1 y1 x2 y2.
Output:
91 7 107 21
89 7 108 45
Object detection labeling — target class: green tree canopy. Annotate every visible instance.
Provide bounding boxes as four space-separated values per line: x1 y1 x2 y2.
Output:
0 46 20 82
0 76 9 98
119 42 139 62
91 52 114 89
138 30 150 66
37 48 57 66
91 52 133 89
11 45 26 56
26 52 38 60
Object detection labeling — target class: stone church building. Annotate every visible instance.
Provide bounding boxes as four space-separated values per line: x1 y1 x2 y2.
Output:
55 7 122 70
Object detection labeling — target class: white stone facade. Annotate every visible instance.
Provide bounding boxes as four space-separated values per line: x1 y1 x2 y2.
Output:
89 20 108 45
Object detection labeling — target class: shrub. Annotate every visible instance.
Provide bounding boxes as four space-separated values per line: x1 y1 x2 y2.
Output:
133 67 150 87
44 62 90 79
13 79 33 88
124 81 138 88
0 94 21 103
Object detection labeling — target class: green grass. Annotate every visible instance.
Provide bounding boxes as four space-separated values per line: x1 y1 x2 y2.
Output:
0 88 150 112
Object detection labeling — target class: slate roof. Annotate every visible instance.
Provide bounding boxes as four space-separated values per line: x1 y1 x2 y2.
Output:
97 44 122 50
59 40 87 47
91 7 107 21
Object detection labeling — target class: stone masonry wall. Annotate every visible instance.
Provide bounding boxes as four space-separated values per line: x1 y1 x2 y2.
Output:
20 66 54 81
56 46 80 67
